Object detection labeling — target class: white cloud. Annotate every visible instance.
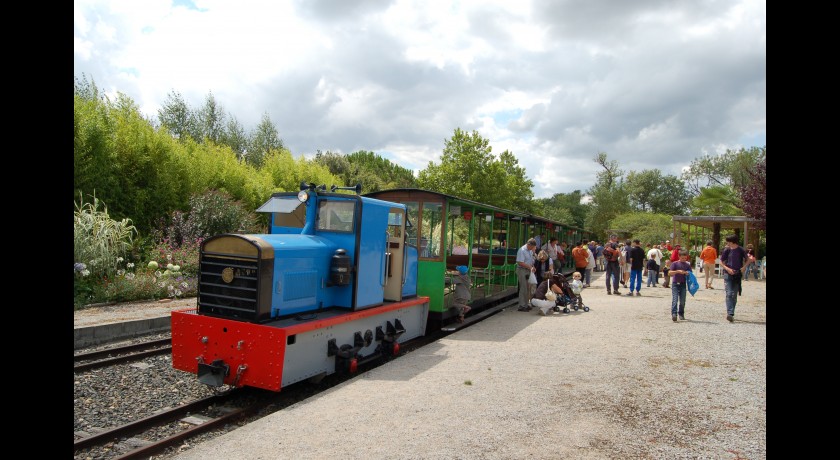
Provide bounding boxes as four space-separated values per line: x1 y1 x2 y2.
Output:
75 0 765 199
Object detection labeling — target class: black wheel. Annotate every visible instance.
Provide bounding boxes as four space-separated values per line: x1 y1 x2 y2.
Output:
563 307 570 313
573 305 579 311
552 306 560 313
583 306 590 312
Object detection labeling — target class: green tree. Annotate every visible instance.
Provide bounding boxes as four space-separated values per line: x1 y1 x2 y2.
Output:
690 185 741 216
625 170 691 215
586 152 631 238
196 91 226 144
221 115 249 160
690 185 742 249
346 150 417 192
260 149 340 194
158 90 199 142
608 212 673 246
314 150 353 185
534 190 586 229
247 112 284 167
681 146 766 195
74 73 100 101
417 128 533 209
494 150 534 211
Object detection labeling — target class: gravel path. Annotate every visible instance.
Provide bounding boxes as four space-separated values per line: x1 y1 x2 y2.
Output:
170 272 766 459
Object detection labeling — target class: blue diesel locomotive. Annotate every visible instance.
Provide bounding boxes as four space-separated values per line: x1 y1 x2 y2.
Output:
171 184 429 391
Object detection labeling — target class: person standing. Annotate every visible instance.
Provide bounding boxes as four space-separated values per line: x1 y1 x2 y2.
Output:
700 240 718 289
620 239 633 288
669 249 693 322
572 241 590 283
587 240 598 270
719 235 748 322
515 238 538 312
626 239 646 296
743 244 759 281
646 244 663 287
584 245 596 287
541 237 562 273
646 253 659 288
670 243 682 264
595 241 605 271
557 241 568 268
603 236 622 295
661 245 672 288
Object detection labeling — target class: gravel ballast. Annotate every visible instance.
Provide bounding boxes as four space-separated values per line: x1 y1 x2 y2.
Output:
170 273 766 459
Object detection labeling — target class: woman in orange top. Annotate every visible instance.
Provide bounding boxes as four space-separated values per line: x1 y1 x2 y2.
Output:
571 241 590 282
700 240 718 289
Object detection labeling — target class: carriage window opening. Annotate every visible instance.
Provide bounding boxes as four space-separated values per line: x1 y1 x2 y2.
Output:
317 200 355 232
387 211 403 238
420 202 442 259
405 202 419 247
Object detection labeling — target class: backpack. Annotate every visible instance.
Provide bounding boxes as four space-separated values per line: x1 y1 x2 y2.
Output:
604 245 620 263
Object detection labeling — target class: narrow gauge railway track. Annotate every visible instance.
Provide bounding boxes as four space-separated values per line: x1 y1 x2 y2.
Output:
73 388 266 459
73 297 515 459
74 335 434 460
74 337 173 372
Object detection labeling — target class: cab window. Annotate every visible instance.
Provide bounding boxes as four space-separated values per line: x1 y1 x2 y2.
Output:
317 200 355 232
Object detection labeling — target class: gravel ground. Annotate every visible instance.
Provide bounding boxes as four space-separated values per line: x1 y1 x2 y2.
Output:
171 272 766 460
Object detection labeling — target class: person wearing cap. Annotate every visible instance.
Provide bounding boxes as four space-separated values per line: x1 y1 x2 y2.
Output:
665 240 673 251
515 238 538 311
447 265 472 322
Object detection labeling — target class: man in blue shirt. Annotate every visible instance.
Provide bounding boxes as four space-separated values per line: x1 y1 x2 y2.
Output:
516 238 538 311
719 234 748 322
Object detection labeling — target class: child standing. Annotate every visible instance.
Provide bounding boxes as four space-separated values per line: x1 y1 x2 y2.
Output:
570 271 585 310
449 265 472 322
669 249 692 322
646 254 658 287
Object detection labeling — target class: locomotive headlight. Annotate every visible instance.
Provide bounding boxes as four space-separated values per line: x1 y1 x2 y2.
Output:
297 190 309 202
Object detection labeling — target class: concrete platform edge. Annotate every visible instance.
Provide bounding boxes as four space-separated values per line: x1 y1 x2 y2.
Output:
74 316 171 349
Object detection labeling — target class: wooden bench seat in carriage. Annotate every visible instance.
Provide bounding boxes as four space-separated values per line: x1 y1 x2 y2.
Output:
446 253 516 295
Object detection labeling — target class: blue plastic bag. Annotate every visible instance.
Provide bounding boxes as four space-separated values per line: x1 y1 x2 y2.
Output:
687 271 700 296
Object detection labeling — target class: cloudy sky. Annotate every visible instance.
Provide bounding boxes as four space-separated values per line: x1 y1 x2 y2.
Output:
74 0 765 198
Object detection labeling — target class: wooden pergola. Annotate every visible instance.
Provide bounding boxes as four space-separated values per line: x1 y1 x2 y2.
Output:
671 216 762 252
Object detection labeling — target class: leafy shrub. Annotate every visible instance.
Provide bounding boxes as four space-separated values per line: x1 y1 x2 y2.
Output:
150 238 202 277
157 189 261 246
74 192 137 279
74 259 199 308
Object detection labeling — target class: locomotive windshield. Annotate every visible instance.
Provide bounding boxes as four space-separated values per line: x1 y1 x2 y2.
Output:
317 200 355 232
256 195 306 228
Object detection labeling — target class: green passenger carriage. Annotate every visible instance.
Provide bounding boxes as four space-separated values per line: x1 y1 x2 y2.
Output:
365 189 592 331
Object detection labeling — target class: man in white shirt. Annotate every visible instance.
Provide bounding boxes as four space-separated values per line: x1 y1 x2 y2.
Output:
515 239 538 311
646 244 663 287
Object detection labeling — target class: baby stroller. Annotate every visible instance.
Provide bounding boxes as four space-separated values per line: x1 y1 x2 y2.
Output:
553 273 590 313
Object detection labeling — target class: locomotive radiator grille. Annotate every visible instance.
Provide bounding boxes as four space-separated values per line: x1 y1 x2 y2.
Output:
198 253 261 320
